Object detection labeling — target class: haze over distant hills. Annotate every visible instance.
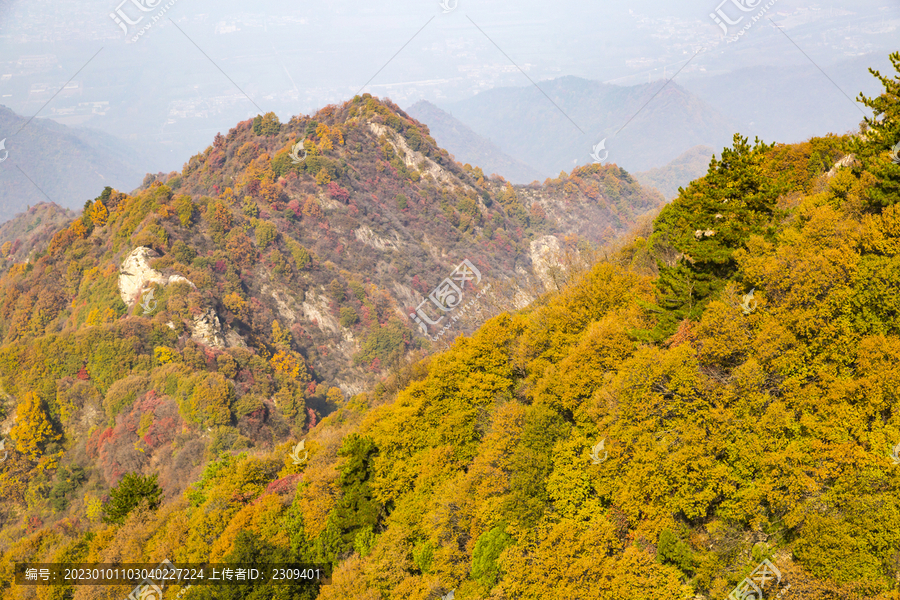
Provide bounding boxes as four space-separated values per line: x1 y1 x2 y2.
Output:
680 54 892 145
634 144 716 200
407 90 720 196
406 100 544 184
439 76 738 178
406 52 893 191
0 0 893 192
0 106 149 223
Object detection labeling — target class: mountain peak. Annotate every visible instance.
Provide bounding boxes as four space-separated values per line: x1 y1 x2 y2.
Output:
4 92 662 401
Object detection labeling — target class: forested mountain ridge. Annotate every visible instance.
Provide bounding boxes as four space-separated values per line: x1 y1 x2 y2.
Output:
0 92 662 585
0 202 76 272
0 95 664 400
1 53 899 600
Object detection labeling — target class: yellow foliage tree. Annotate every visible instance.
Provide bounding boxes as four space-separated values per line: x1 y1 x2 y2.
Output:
500 520 692 599
10 392 60 460
188 372 234 427
316 122 343 149
7 262 27 277
208 495 288 561
315 169 332 185
270 350 310 384
154 346 180 365
223 292 248 318
69 219 88 239
89 199 109 226
86 495 104 523
326 387 344 405
272 320 291 348
86 308 102 327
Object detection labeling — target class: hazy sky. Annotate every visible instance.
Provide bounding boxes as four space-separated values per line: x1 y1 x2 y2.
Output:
0 0 897 174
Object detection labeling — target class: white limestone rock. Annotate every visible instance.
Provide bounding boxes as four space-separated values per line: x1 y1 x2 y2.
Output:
191 308 228 349
529 234 562 291
118 247 196 307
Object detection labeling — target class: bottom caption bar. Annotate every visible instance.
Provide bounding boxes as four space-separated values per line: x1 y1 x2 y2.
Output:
15 562 331 586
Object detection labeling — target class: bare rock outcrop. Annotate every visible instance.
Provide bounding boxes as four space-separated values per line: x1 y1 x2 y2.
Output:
119 247 245 349
118 247 195 307
530 235 563 291
368 122 467 190
191 308 228 349
826 154 858 177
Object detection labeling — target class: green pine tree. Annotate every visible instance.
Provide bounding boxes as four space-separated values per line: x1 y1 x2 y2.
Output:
315 434 381 562
641 134 781 340
854 51 900 207
102 472 162 524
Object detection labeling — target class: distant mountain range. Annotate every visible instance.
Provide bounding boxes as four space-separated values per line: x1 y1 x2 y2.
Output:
0 106 149 224
406 101 545 184
680 53 888 145
634 145 715 200
434 76 739 178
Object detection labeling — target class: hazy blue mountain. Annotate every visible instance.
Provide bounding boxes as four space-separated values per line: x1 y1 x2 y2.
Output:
680 53 891 145
440 76 739 177
634 144 715 200
406 100 545 184
0 106 148 223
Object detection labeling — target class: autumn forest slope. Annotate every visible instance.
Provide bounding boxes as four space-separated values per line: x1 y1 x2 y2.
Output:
0 53 899 600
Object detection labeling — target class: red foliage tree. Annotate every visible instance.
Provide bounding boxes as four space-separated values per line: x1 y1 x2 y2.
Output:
327 182 350 202
261 474 301 497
